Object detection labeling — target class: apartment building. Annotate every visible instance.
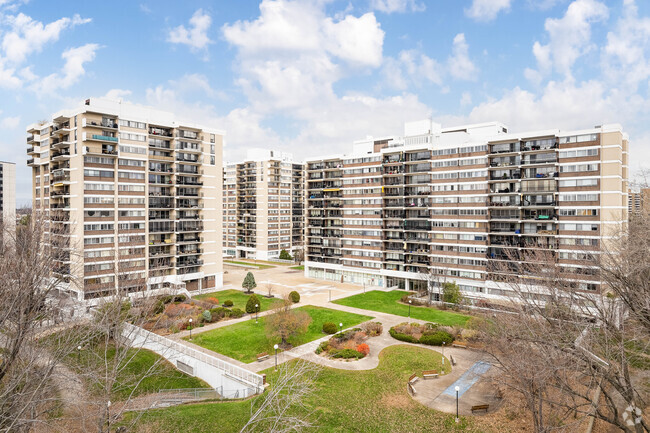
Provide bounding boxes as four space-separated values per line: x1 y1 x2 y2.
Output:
0 161 16 233
628 188 650 216
305 120 628 301
27 98 223 301
223 149 304 260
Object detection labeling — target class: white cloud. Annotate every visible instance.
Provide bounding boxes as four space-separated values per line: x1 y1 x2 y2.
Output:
369 0 425 14
31 43 100 94
0 115 20 129
167 9 213 53
529 0 608 78
465 0 513 22
323 13 384 67
1 13 91 65
447 33 477 81
460 92 472 106
104 88 132 100
382 49 443 90
602 0 650 91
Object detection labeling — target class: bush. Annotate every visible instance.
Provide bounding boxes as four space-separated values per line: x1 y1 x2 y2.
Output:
356 343 370 356
209 307 230 321
153 299 165 315
419 331 454 346
223 300 234 308
331 348 364 359
322 322 338 334
362 321 383 337
201 310 212 323
279 249 292 260
315 341 329 355
230 308 244 318
289 291 300 303
333 328 361 342
172 294 187 303
388 327 418 343
245 294 261 314
204 297 219 305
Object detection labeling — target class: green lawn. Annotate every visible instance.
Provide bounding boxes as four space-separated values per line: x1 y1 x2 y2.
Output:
290 265 304 271
194 289 277 312
187 305 373 363
126 345 498 433
334 290 471 327
224 260 274 269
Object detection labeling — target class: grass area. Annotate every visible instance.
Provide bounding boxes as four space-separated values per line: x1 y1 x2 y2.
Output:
126 345 496 433
290 265 304 270
194 289 277 312
187 305 373 363
105 348 210 400
224 260 274 269
334 290 471 327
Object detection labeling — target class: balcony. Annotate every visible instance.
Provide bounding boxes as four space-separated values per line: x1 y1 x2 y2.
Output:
149 127 173 137
91 134 118 142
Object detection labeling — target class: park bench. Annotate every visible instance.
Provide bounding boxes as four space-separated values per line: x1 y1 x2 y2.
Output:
256 352 269 362
471 404 489 413
450 355 456 366
422 369 439 379
452 341 467 349
408 373 419 385
407 382 417 396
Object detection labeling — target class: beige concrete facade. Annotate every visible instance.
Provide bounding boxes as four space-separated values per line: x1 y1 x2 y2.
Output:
27 98 224 301
305 121 629 301
223 150 304 261
0 161 16 233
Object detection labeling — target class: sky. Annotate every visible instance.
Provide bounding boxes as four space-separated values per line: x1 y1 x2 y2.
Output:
0 0 649 204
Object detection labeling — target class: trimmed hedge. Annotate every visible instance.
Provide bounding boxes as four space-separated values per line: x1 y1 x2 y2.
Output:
330 348 365 359
230 308 244 318
223 300 234 307
388 325 453 346
289 291 300 303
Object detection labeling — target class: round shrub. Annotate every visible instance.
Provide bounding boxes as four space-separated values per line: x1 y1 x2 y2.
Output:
245 294 261 314
419 331 454 346
356 343 370 356
289 291 300 303
201 310 212 323
223 300 234 307
230 308 244 318
322 322 338 334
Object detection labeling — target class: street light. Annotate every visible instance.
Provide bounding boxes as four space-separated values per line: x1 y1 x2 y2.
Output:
107 400 111 430
189 318 193 340
442 341 446 369
339 322 343 333
408 299 412 318
255 304 259 323
77 345 81 363
455 385 460 423
274 344 279 371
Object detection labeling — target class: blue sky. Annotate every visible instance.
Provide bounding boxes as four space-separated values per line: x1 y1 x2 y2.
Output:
1 0 649 204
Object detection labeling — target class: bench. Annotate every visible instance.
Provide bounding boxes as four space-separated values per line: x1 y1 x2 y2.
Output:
256 352 269 362
407 382 417 396
452 341 467 349
450 355 456 366
422 369 439 379
471 404 489 413
408 373 419 385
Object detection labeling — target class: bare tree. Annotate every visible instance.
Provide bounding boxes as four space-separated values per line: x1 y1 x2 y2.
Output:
265 296 311 348
240 360 321 433
265 281 275 299
483 233 649 433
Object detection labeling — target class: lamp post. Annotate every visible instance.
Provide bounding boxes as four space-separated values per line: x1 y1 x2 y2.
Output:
339 322 343 333
255 304 259 323
274 344 279 371
107 400 111 430
408 299 412 318
189 318 193 340
455 385 460 423
442 341 446 369
77 345 81 363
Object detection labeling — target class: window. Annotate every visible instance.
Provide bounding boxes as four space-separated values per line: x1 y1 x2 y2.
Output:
559 148 599 158
119 119 146 129
560 164 599 173
559 179 598 187
84 183 114 191
119 145 146 155
84 156 114 165
118 158 145 167
119 132 146 142
559 134 598 144
559 194 598 202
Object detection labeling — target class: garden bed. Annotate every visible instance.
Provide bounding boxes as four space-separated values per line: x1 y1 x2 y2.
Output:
316 322 383 360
